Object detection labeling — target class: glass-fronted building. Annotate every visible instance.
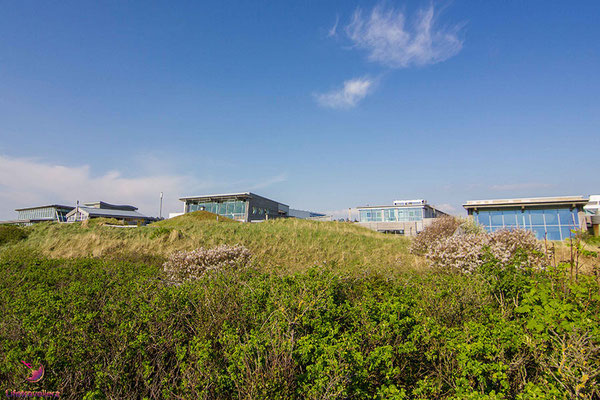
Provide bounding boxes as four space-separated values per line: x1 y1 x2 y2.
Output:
463 196 588 241
180 192 290 222
357 199 448 235
65 201 153 225
14 205 75 224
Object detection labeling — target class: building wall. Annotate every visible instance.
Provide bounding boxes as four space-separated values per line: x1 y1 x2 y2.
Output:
186 199 248 221
357 218 437 236
358 206 425 223
184 194 289 222
247 195 288 222
17 207 71 222
468 206 584 240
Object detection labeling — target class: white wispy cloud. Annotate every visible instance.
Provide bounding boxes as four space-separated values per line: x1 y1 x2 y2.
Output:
435 203 459 215
328 15 339 37
315 77 374 109
0 155 206 219
248 173 288 190
345 4 463 68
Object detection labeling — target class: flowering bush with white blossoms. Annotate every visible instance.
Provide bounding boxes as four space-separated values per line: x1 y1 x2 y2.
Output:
425 228 544 274
163 244 251 283
488 228 544 268
426 233 490 274
410 216 462 256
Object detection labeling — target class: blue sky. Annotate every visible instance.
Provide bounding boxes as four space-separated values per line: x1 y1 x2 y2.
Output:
1 1 599 219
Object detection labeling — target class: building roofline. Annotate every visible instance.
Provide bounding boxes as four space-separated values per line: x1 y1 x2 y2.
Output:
82 201 138 211
356 204 436 210
463 195 589 209
179 192 289 207
15 204 75 212
65 207 152 219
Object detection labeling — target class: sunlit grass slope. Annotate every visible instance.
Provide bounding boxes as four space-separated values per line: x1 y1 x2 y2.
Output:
13 211 416 273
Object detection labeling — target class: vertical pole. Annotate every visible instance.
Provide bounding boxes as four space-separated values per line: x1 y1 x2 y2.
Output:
159 192 163 219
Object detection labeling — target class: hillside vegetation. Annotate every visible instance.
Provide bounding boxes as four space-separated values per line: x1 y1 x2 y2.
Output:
6 211 415 273
1 250 599 399
2 216 600 398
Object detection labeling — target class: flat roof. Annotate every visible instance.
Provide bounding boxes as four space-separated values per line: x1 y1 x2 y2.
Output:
83 201 138 211
15 204 75 211
357 204 434 210
463 195 589 209
68 207 151 219
179 192 289 207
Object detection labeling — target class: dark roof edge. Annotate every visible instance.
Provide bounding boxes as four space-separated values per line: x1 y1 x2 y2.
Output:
15 205 75 211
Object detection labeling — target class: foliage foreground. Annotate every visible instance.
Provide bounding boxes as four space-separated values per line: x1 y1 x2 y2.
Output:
1 248 600 399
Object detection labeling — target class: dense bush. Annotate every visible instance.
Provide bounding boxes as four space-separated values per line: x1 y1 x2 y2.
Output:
0 225 28 245
1 251 599 399
426 229 544 274
410 216 461 255
162 245 251 283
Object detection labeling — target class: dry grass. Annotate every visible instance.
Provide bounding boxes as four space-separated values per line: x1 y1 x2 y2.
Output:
12 212 418 274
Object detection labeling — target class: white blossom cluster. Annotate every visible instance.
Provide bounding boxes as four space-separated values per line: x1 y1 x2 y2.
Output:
426 229 544 274
163 244 251 283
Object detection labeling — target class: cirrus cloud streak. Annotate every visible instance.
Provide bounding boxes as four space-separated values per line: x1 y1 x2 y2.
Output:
315 77 375 109
345 4 464 68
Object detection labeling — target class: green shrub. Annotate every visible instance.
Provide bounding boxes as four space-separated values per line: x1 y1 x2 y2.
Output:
1 251 599 399
148 226 171 239
0 225 28 245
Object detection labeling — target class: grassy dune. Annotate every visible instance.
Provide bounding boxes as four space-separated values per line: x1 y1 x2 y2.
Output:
11 211 417 273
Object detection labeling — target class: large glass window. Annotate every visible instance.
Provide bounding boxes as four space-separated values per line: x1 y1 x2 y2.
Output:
529 210 545 226
503 211 518 227
474 206 579 241
383 209 396 222
560 226 574 240
490 211 503 227
531 226 546 240
476 211 490 227
519 211 529 228
546 226 561 241
187 200 247 220
544 209 558 225
558 209 576 227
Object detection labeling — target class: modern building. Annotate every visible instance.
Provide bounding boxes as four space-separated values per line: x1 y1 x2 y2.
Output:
180 192 290 222
179 192 330 222
463 196 588 240
10 204 75 225
584 195 600 236
288 209 331 221
65 201 154 225
357 199 448 235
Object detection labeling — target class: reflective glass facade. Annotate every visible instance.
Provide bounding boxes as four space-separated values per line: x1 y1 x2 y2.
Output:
188 200 247 220
18 207 71 222
474 207 579 240
359 207 424 223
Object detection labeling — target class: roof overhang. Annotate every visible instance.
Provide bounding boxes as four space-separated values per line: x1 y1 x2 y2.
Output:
463 196 589 210
15 205 74 211
179 192 289 207
357 204 428 210
179 192 252 202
